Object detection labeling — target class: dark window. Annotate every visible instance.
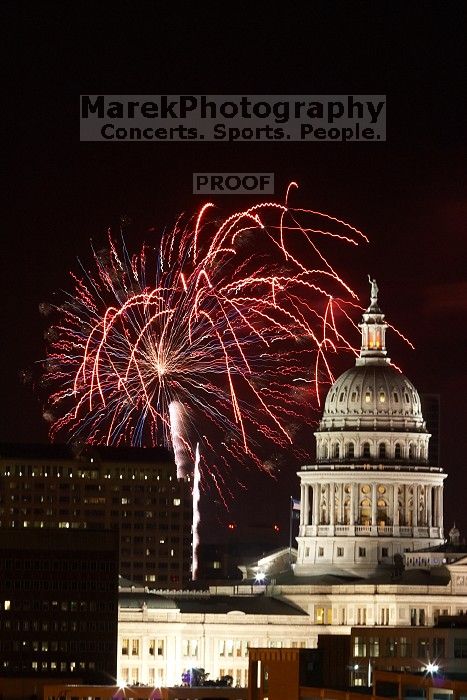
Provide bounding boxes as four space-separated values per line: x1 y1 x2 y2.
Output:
454 638 467 658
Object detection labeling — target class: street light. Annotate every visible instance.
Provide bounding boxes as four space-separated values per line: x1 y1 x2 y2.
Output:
425 662 439 674
255 572 266 583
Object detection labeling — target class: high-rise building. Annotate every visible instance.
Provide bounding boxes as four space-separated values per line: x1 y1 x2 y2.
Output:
0 528 118 696
0 444 193 587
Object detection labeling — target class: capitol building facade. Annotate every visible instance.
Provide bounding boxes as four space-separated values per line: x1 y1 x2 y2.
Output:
295 278 445 576
117 282 467 688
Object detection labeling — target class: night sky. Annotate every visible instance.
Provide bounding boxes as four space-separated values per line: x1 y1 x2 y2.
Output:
3 4 466 540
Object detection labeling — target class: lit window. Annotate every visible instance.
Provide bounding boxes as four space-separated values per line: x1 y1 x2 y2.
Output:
149 639 164 656
365 392 371 403
379 392 385 403
354 636 367 655
173 498 181 506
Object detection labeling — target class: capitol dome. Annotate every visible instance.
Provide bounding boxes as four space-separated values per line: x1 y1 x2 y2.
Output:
320 363 425 432
315 277 429 463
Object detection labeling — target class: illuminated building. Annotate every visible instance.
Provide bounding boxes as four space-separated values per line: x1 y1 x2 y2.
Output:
295 283 445 576
0 528 118 698
115 281 467 687
0 445 193 588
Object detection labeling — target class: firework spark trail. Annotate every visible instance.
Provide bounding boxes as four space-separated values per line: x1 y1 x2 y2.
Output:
192 443 201 580
43 187 370 501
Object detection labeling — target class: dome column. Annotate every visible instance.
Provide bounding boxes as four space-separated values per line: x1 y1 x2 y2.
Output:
329 484 335 531
392 484 399 534
339 483 344 524
436 485 444 534
412 485 420 527
352 483 358 526
439 486 444 534
312 484 319 533
371 482 377 533
426 485 432 527
300 483 308 526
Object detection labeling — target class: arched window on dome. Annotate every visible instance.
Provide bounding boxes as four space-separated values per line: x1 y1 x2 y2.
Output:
364 389 372 404
333 443 340 459
379 443 387 459
393 392 399 403
346 442 355 459
409 444 416 460
395 443 402 459
362 442 370 458
322 443 329 460
379 391 386 403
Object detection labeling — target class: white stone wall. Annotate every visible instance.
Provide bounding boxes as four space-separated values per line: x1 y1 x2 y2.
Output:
117 576 467 686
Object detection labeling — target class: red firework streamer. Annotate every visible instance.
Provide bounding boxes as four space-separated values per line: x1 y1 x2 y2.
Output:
42 185 367 489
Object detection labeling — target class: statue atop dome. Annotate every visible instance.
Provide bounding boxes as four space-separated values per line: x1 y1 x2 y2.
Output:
368 274 379 307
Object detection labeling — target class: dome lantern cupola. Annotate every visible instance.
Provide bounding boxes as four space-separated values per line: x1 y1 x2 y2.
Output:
357 276 389 366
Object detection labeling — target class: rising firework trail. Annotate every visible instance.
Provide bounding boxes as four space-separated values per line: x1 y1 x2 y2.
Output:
42 184 368 568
